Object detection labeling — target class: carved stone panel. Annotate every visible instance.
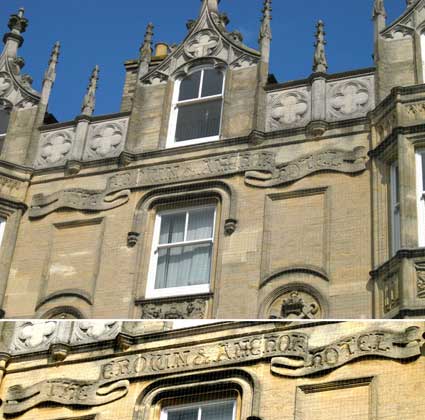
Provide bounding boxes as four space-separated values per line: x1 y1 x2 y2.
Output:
70 321 122 344
185 29 221 58
141 298 207 319
35 128 75 168
326 77 374 121
268 289 323 320
415 261 425 298
11 321 60 353
267 88 311 131
84 118 128 160
383 272 400 312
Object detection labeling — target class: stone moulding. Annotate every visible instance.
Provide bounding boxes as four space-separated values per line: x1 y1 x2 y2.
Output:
3 326 422 415
29 147 367 218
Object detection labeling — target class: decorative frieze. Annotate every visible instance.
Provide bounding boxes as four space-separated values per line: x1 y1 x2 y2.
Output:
4 326 421 414
141 299 207 319
266 74 375 132
29 147 367 217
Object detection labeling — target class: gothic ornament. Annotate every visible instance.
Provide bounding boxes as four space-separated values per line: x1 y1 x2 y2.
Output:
268 289 322 319
383 273 400 312
11 321 58 352
313 20 328 73
185 29 221 58
0 72 12 97
269 91 309 129
37 128 74 166
85 120 127 159
71 321 121 343
415 261 425 298
141 299 207 319
328 80 371 118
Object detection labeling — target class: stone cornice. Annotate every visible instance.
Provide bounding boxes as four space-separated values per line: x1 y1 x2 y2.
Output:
265 67 376 92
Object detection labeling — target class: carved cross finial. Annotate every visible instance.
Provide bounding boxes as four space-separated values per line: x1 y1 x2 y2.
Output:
313 20 328 73
373 0 386 18
259 0 272 42
140 22 154 63
7 8 28 35
81 65 99 116
44 41 60 84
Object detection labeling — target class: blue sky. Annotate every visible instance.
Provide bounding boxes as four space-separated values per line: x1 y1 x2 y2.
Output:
2 0 406 121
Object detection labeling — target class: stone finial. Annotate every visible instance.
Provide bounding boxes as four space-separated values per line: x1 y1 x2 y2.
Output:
313 20 328 73
81 65 99 116
373 0 386 18
2 8 28 52
259 0 272 42
202 0 220 14
44 42 60 84
140 23 154 63
7 8 28 36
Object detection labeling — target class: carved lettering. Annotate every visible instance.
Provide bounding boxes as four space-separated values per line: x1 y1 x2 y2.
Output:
5 327 422 415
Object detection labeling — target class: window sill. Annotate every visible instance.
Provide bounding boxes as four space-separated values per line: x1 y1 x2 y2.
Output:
166 135 220 149
136 292 213 306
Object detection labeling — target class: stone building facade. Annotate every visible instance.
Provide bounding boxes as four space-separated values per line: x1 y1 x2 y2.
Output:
1 0 425 319
0 320 424 419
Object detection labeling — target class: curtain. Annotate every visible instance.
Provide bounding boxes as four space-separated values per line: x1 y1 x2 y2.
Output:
155 208 214 289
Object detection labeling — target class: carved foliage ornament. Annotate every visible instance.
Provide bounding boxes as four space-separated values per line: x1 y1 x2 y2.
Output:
185 29 221 58
4 327 422 414
141 299 206 319
383 273 400 312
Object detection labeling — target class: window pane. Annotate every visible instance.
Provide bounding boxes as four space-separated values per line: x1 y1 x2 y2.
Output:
0 109 10 135
201 69 224 97
179 71 202 101
159 213 186 244
175 99 222 142
155 243 212 289
168 408 198 420
202 402 234 420
421 153 425 193
394 165 400 204
187 207 215 241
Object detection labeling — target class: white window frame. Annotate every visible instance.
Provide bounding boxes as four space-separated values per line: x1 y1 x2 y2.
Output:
160 399 236 420
416 150 425 247
166 66 225 149
0 217 5 248
390 161 401 255
146 204 216 298
421 31 425 82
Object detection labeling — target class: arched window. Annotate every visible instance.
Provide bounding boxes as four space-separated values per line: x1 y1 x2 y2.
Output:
168 67 225 147
0 102 11 153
